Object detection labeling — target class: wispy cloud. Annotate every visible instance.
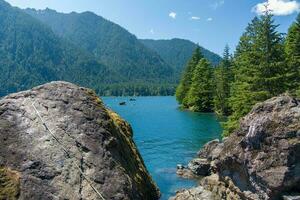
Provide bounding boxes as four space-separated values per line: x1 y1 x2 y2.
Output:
169 12 177 19
253 0 300 16
190 16 200 20
211 0 225 10
150 29 154 34
207 17 213 21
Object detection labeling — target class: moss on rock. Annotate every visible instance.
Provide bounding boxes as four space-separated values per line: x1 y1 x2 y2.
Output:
107 109 133 137
0 167 20 200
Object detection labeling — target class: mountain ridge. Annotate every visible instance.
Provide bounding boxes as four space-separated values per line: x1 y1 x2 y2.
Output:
25 8 175 82
140 38 222 71
25 8 221 81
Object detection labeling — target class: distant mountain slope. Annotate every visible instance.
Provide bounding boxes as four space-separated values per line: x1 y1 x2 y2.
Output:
0 0 117 97
25 8 174 82
0 1 221 96
140 39 222 72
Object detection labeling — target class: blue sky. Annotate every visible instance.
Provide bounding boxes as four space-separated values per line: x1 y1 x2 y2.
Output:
6 0 300 55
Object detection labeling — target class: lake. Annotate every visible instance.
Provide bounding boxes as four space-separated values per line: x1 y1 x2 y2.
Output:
102 96 222 199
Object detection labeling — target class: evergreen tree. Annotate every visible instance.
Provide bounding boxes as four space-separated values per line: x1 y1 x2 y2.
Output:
213 45 233 116
224 12 285 136
176 47 203 105
186 58 213 112
285 13 300 96
257 13 286 95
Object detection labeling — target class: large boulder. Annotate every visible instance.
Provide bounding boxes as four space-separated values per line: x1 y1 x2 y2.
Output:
0 81 160 200
172 95 300 200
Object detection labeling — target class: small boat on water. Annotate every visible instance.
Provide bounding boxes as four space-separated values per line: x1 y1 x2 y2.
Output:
119 102 126 105
129 98 136 101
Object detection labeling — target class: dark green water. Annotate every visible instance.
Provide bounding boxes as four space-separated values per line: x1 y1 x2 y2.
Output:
102 96 222 199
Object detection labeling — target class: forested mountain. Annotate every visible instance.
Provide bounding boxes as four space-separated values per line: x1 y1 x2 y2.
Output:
0 0 118 97
25 8 174 82
140 39 221 72
0 0 222 96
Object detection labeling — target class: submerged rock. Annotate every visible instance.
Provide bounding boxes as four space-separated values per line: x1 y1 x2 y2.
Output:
0 81 160 200
172 95 300 200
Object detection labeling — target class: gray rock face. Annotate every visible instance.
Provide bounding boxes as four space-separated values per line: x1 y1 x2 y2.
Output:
187 158 210 176
169 186 213 200
172 95 300 200
197 139 220 159
0 81 160 200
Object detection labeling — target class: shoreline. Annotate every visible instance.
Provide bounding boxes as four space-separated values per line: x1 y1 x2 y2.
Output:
170 95 300 200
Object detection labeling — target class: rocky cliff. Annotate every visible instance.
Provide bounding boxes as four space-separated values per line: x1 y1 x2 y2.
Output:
172 95 300 200
0 81 160 200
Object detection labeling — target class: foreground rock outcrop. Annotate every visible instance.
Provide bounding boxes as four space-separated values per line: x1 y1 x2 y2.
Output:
0 81 160 200
172 95 300 200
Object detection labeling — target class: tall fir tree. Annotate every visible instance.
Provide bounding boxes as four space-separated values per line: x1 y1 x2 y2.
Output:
285 13 300 96
256 13 286 95
224 12 285 136
186 58 213 112
213 45 233 116
176 47 203 106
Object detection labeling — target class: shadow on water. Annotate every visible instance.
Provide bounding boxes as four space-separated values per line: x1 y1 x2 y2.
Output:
102 96 222 199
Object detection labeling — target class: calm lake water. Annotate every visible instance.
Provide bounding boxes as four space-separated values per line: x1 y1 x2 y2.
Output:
102 96 222 200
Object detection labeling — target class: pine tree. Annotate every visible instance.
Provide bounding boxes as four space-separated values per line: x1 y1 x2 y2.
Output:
213 45 233 116
223 12 285 136
256 13 286 95
176 47 203 106
186 58 213 112
285 13 300 96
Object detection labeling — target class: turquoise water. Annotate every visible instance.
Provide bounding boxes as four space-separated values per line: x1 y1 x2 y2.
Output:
102 96 222 199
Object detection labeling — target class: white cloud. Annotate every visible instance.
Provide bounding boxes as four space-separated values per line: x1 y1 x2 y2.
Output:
169 12 177 19
211 0 225 10
253 0 300 16
150 29 154 34
207 17 213 21
190 16 200 20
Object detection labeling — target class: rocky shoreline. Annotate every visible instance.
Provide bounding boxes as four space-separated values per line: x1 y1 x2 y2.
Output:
1 82 299 200
171 95 300 200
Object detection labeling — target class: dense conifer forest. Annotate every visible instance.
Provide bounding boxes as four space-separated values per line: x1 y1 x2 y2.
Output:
176 12 300 136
